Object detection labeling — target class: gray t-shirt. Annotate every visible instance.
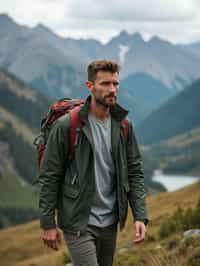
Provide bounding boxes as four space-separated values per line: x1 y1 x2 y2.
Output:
88 114 118 227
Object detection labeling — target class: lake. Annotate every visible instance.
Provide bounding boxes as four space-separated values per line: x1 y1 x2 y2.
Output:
152 174 200 191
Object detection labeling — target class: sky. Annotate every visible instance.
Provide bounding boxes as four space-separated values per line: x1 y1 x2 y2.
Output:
0 0 200 44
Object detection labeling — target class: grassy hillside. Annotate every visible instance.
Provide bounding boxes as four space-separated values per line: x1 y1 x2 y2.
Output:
0 164 39 229
0 182 200 266
0 165 38 209
0 70 50 227
0 107 37 184
137 78 200 144
0 69 51 183
142 125 200 179
0 133 39 228
0 69 50 130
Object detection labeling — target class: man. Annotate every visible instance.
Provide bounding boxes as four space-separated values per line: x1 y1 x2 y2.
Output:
39 60 148 266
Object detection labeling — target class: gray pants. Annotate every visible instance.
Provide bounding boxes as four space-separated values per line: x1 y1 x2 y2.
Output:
63 223 118 266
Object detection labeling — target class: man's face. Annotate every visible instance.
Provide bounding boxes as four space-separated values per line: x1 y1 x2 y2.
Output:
87 71 119 108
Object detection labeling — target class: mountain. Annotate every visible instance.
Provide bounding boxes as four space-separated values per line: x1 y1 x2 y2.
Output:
102 32 200 91
0 13 200 102
179 41 200 59
0 69 50 129
142 126 200 179
118 73 174 124
0 13 28 38
0 141 39 228
136 78 200 144
0 14 87 99
0 69 52 227
0 69 51 182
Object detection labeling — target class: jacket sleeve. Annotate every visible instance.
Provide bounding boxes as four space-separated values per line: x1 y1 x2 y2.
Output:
126 121 148 225
38 114 69 229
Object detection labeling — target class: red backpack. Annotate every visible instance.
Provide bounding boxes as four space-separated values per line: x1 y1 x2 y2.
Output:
33 98 129 170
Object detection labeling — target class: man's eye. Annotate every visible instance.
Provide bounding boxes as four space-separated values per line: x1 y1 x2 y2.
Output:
101 82 119 86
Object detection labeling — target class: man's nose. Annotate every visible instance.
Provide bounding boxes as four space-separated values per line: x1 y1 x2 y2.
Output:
109 83 117 92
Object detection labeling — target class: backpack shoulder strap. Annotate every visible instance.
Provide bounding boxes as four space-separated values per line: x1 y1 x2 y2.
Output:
121 118 129 139
69 106 84 157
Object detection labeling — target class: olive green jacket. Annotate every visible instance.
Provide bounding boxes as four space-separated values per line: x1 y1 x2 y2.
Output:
39 96 148 234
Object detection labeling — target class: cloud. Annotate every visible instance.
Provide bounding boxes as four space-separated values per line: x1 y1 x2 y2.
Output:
67 0 196 22
0 0 67 27
0 0 200 43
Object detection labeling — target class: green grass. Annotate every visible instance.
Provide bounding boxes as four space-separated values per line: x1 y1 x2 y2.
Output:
0 167 38 209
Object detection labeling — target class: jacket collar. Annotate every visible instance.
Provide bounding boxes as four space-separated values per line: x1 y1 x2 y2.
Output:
79 95 128 122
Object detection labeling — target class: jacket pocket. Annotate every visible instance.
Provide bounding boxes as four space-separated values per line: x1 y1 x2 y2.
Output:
63 170 80 199
64 185 80 198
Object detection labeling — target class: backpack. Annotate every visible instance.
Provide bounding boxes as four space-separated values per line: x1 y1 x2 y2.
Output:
33 97 129 172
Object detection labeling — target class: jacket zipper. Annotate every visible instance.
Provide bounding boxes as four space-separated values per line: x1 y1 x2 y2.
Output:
71 174 78 185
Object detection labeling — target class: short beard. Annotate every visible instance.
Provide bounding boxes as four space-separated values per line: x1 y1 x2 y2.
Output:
95 95 117 108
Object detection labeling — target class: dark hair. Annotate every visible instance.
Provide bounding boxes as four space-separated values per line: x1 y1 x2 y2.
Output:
87 59 120 82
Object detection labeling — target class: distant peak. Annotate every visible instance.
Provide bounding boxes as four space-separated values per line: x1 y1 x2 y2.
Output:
119 30 130 38
131 32 144 42
149 35 171 46
32 23 56 38
0 13 10 19
34 23 50 32
113 30 130 43
0 13 15 24
149 35 162 43
108 30 144 46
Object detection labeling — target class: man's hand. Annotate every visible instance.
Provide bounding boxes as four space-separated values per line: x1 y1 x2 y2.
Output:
133 220 147 244
41 228 62 251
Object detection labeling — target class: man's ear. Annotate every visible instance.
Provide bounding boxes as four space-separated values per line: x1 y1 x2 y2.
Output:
86 80 94 93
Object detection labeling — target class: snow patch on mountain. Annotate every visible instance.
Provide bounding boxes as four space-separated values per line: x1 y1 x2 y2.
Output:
119 44 129 64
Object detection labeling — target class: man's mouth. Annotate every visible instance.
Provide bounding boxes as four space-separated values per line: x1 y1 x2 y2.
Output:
106 95 116 98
